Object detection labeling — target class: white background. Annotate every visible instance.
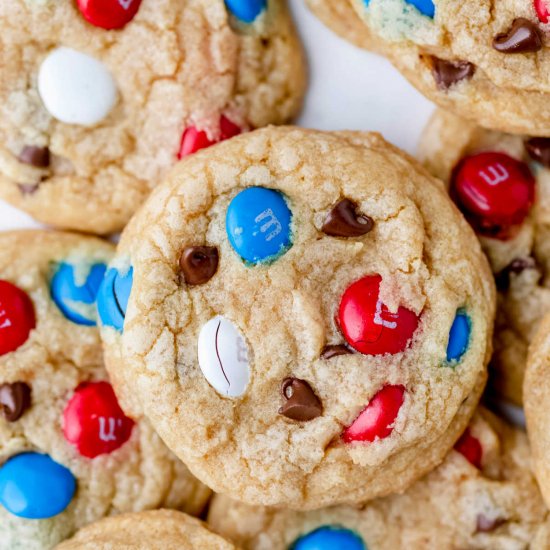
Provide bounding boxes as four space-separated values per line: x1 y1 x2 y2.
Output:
0 0 436 231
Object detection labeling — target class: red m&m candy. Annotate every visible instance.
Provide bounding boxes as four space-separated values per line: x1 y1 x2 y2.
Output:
451 152 535 240
342 385 405 443
178 115 242 159
535 0 550 23
63 381 134 458
0 281 36 356
76 0 142 30
338 275 419 355
454 428 482 469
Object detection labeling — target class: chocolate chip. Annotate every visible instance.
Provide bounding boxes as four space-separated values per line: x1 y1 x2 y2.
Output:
430 57 476 91
322 199 374 237
493 18 543 54
495 257 539 291
18 146 50 168
279 378 322 421
525 137 550 167
320 344 353 359
0 382 31 422
179 246 219 285
18 183 40 195
476 514 507 533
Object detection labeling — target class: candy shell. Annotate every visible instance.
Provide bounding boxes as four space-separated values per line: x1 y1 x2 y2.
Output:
446 310 471 364
38 47 117 126
197 316 250 398
226 187 293 265
97 266 133 332
225 0 266 23
50 263 106 326
0 452 76 519
76 0 142 30
405 0 435 18
454 428 482 469
0 281 35 356
291 526 366 550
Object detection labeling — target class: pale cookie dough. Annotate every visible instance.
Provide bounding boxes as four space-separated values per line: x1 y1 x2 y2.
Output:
306 0 550 136
0 231 211 550
418 108 550 406
524 312 550 511
99 126 496 509
55 510 236 550
208 408 549 550
0 0 305 234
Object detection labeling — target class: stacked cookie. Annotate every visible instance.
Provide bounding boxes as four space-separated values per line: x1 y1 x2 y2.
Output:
1 0 550 549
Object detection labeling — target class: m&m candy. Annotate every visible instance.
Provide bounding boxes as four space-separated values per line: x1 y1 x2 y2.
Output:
178 116 241 159
291 526 366 550
225 0 267 23
451 152 535 240
97 266 133 332
77 0 142 30
446 310 471 364
63 381 134 458
0 280 35 356
0 452 76 519
454 428 482 469
535 0 550 23
338 275 419 355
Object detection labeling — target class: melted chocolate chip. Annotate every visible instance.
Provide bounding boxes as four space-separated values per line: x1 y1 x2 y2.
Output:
322 199 374 237
279 378 322 421
495 257 539 291
431 57 476 91
320 344 353 359
476 514 507 533
18 183 40 195
525 137 550 167
179 246 219 285
18 146 50 168
0 382 31 422
493 18 543 54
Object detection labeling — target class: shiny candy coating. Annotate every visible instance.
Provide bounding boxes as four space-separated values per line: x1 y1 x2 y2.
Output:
338 275 419 355
77 0 143 30
0 280 36 356
97 266 133 332
291 526 366 550
404 0 435 18
446 310 471 364
342 385 405 443
535 0 550 24
50 262 106 326
178 116 241 159
451 152 535 240
454 428 482 469
63 381 134 458
224 0 267 23
226 187 293 264
0 452 76 519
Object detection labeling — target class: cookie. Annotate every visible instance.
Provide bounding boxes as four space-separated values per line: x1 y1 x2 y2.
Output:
208 408 548 549
55 510 235 550
98 126 496 509
524 312 550 510
0 0 305 234
418 108 550 406
306 0 550 136
0 231 210 550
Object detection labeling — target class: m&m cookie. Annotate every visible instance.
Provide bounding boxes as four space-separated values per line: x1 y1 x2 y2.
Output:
419 109 550 405
209 409 548 549
0 231 210 549
99 127 495 509
55 510 236 550
307 0 550 136
0 0 305 234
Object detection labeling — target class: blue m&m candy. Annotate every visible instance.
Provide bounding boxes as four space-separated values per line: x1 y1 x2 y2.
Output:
50 262 106 326
446 310 471 364
405 0 435 17
225 0 266 23
291 526 366 550
226 187 293 265
97 266 133 332
0 452 76 519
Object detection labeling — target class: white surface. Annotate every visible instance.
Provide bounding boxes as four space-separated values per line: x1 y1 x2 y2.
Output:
0 0 435 230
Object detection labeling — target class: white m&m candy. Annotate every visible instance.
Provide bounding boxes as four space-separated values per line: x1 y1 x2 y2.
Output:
198 316 250 398
38 47 117 126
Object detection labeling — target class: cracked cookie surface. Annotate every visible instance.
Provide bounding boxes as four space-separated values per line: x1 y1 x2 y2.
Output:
306 0 550 136
208 408 549 550
100 126 495 509
0 0 305 234
0 231 210 550
419 109 550 406
56 510 235 550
